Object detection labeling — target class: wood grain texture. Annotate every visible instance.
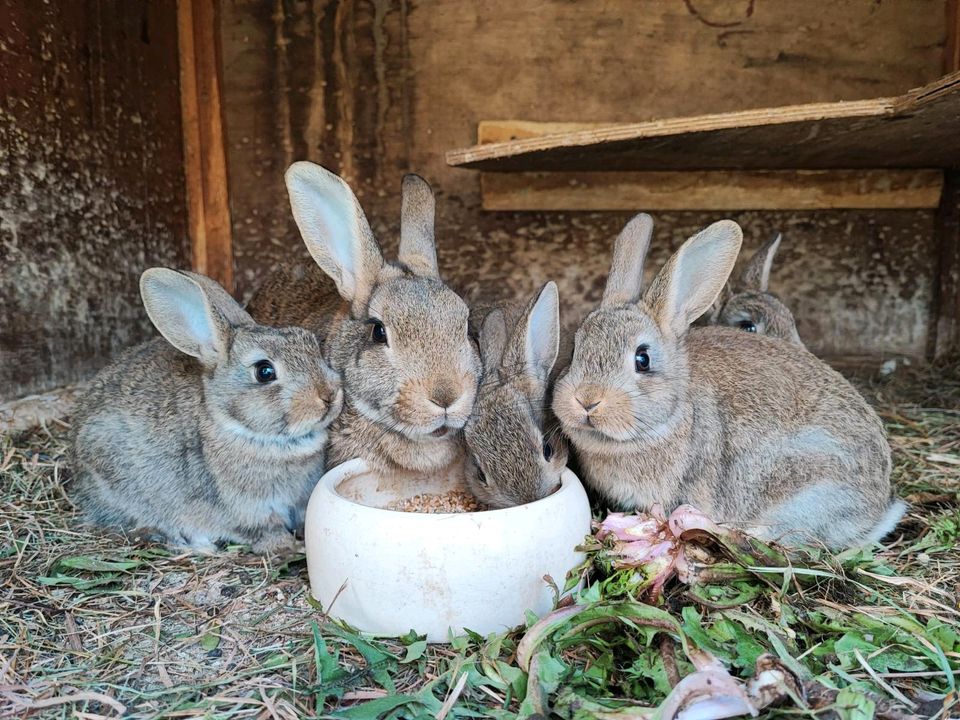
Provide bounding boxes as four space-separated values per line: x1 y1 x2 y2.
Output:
1 0 189 399
448 72 960 171
178 0 234 291
480 170 945 211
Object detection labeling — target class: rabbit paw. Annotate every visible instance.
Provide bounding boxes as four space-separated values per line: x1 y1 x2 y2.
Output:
251 529 303 556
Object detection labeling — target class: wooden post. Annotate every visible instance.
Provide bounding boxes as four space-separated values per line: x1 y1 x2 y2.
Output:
931 1 960 358
933 171 960 358
178 0 234 292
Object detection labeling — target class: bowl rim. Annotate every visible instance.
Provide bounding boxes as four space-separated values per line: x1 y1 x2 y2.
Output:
317 458 585 520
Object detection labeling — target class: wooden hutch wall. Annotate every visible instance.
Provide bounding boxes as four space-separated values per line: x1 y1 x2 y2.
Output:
1 1 952 400
220 0 949 361
1 1 189 399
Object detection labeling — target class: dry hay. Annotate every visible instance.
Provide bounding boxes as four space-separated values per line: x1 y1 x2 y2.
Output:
1 359 958 718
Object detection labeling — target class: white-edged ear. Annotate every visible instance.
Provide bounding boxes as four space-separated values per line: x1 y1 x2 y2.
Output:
644 220 743 337
740 232 782 292
399 173 439 278
520 281 560 380
601 213 654 307
285 161 383 307
140 269 245 365
479 309 508 376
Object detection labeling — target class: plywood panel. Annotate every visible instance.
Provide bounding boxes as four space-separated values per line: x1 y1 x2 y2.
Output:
0 1 189 399
448 72 960 171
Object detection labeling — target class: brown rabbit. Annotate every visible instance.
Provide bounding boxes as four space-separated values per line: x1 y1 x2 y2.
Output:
553 217 903 549
248 163 480 477
709 233 803 346
463 282 568 508
463 215 655 508
70 269 343 553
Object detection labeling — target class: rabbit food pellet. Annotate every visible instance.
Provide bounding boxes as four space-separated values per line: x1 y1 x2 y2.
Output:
389 490 486 513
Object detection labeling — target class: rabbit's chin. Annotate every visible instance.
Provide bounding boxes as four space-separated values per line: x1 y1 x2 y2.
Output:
208 409 330 458
352 396 468 440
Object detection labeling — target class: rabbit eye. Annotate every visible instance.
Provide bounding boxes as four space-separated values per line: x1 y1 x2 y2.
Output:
367 319 388 345
542 441 553 461
254 360 277 384
738 320 758 333
476 467 488 486
634 345 651 373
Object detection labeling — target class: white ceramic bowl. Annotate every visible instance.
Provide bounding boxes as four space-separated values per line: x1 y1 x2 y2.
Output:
304 458 592 642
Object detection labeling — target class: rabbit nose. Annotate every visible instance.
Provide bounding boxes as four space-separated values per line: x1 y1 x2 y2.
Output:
577 397 602 414
430 384 459 410
315 383 338 405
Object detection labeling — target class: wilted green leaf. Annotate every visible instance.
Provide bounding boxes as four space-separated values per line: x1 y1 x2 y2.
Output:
834 686 876 720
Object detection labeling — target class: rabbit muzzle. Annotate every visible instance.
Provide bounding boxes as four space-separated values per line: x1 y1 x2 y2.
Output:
394 374 477 436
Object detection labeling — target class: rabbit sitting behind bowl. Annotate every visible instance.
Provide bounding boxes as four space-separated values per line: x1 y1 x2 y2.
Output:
463 215 655 508
463 282 568 508
70 269 343 553
249 164 481 478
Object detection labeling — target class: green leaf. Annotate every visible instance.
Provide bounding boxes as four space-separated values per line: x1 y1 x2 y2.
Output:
518 650 568 719
331 693 421 719
36 573 124 591
311 622 347 708
326 624 398 693
834 686 876 720
200 624 221 652
402 640 427 663
52 555 143 572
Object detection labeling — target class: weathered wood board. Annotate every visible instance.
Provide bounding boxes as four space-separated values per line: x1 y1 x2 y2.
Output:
178 0 234 291
480 170 945 211
0 1 189 399
447 72 960 171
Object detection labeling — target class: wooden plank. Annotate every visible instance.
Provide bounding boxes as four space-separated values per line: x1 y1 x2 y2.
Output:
480 170 944 212
447 72 960 172
932 2 960 357
933 171 960 358
478 121 616 145
948 0 960 75
178 0 234 291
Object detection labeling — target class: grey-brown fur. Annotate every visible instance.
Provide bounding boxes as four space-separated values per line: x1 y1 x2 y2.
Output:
463 283 567 507
709 233 803 346
553 219 903 549
70 269 343 553
247 163 480 477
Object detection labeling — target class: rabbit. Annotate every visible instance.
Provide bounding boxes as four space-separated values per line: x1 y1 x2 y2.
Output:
708 233 803 346
461 214 655 508
70 268 343 553
552 216 904 550
463 282 568 508
247 163 481 478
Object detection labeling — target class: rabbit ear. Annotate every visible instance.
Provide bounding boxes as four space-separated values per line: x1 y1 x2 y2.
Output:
399 174 439 278
739 232 782 292
479 309 508 376
644 220 743 337
140 269 249 365
507 281 560 381
601 213 654 307
285 161 384 308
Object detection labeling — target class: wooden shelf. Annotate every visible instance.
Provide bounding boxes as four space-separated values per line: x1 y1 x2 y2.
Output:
446 71 960 173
